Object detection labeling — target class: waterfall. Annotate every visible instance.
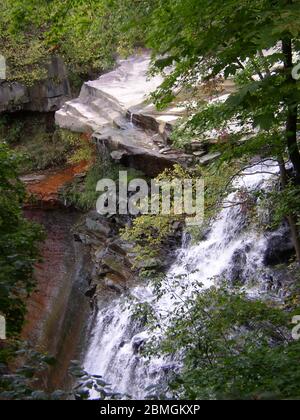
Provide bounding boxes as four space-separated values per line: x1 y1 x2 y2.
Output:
84 160 288 399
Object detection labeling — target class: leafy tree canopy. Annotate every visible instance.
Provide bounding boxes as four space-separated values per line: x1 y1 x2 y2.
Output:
149 287 300 400
0 0 158 83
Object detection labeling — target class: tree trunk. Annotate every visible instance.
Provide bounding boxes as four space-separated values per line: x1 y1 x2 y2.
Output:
286 105 300 182
279 158 300 262
287 214 300 263
282 39 300 183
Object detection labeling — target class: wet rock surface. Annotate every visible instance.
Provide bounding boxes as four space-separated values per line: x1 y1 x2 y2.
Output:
93 127 191 177
55 54 220 176
76 209 183 305
76 211 136 303
264 226 295 266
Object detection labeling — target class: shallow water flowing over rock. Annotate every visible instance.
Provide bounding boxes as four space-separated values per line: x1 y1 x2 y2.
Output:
83 161 291 399
55 54 194 177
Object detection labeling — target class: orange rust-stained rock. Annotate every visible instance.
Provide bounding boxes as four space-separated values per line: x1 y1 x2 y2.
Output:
23 161 90 208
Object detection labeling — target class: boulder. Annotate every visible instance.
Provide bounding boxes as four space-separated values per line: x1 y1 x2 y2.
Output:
198 152 221 165
110 150 128 161
132 335 146 354
227 249 247 285
85 212 112 237
264 228 295 266
104 278 125 294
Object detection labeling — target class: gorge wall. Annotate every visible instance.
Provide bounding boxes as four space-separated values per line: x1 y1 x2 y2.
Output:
22 209 91 392
0 56 71 113
4 52 296 399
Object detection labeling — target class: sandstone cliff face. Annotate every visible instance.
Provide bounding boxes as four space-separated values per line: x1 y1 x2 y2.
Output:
0 56 71 113
22 209 91 392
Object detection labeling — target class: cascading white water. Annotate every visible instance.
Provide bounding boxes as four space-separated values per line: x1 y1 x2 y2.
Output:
84 160 287 399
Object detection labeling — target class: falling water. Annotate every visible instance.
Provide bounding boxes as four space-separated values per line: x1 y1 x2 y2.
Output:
84 160 287 399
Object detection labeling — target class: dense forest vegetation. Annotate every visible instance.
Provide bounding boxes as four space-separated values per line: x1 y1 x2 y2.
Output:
1 0 300 400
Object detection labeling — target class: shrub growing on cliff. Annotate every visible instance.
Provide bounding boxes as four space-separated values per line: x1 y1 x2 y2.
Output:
0 143 49 399
0 116 93 173
0 143 44 337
